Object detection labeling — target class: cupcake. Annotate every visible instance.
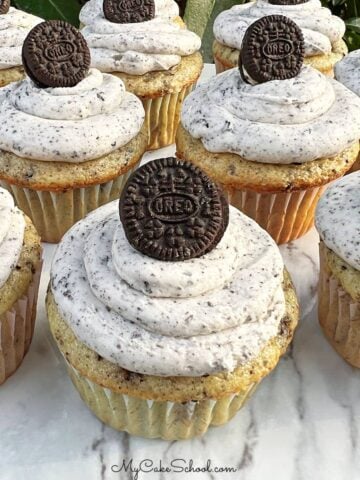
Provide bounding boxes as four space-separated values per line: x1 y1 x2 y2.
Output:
79 0 202 150
335 50 360 173
213 0 347 77
0 187 42 384
177 16 360 244
0 20 147 243
316 172 360 367
46 157 299 440
0 2 42 87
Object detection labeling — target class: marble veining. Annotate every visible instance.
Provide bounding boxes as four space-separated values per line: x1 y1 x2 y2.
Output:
0 66 359 480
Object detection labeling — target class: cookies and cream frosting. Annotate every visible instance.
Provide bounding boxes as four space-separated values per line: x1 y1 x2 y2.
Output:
0 188 25 289
0 68 145 162
214 0 345 57
316 172 360 271
0 7 42 70
79 0 201 75
181 66 360 164
335 49 360 97
50 201 286 377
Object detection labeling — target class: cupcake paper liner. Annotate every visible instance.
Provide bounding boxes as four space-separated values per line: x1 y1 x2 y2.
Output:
66 362 258 440
142 84 194 151
0 261 42 385
224 184 327 244
318 246 360 367
0 163 139 243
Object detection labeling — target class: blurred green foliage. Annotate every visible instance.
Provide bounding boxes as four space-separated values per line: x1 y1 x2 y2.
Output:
322 0 360 50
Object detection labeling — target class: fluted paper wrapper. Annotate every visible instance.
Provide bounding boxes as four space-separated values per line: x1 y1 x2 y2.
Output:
66 363 258 440
0 262 42 385
0 164 139 243
142 84 194 151
225 185 327 244
318 246 360 367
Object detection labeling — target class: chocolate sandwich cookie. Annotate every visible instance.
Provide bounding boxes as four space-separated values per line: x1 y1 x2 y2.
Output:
103 0 155 24
22 20 91 89
120 157 229 261
239 15 305 84
0 0 9 14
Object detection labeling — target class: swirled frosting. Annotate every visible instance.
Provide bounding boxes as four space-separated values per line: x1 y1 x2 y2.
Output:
79 0 201 75
335 49 360 97
0 69 145 162
214 0 345 57
181 66 360 164
0 7 42 70
0 188 25 289
316 172 360 271
50 201 286 377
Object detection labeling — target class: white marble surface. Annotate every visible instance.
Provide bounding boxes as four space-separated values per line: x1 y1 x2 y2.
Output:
1 66 359 480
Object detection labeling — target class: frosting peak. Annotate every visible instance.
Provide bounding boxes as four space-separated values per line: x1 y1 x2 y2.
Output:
80 0 201 75
0 188 25 289
0 7 42 69
0 69 145 162
181 66 360 164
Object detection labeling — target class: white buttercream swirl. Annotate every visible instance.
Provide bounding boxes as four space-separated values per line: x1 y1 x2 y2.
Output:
335 49 360 97
181 66 360 164
214 0 345 57
79 0 201 75
0 7 42 69
316 171 360 271
50 201 286 377
0 188 25 289
0 69 145 162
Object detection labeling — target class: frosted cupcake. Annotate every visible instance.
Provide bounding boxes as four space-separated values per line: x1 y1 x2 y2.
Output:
79 0 202 150
46 158 299 440
213 0 347 77
335 50 360 173
0 20 146 243
0 2 42 86
316 172 360 367
0 188 42 384
177 16 360 244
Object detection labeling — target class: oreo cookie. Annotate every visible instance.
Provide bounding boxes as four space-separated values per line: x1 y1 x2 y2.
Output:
0 0 9 14
103 0 155 24
239 15 305 84
120 158 229 262
22 20 91 89
268 0 309 4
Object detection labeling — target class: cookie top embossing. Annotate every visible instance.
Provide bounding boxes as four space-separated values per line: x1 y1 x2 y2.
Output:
103 0 155 24
239 15 305 84
119 158 229 261
22 20 91 88
0 0 10 15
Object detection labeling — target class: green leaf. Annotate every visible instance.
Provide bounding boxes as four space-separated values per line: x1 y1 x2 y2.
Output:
346 17 360 31
201 0 247 62
183 0 215 39
11 0 82 26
